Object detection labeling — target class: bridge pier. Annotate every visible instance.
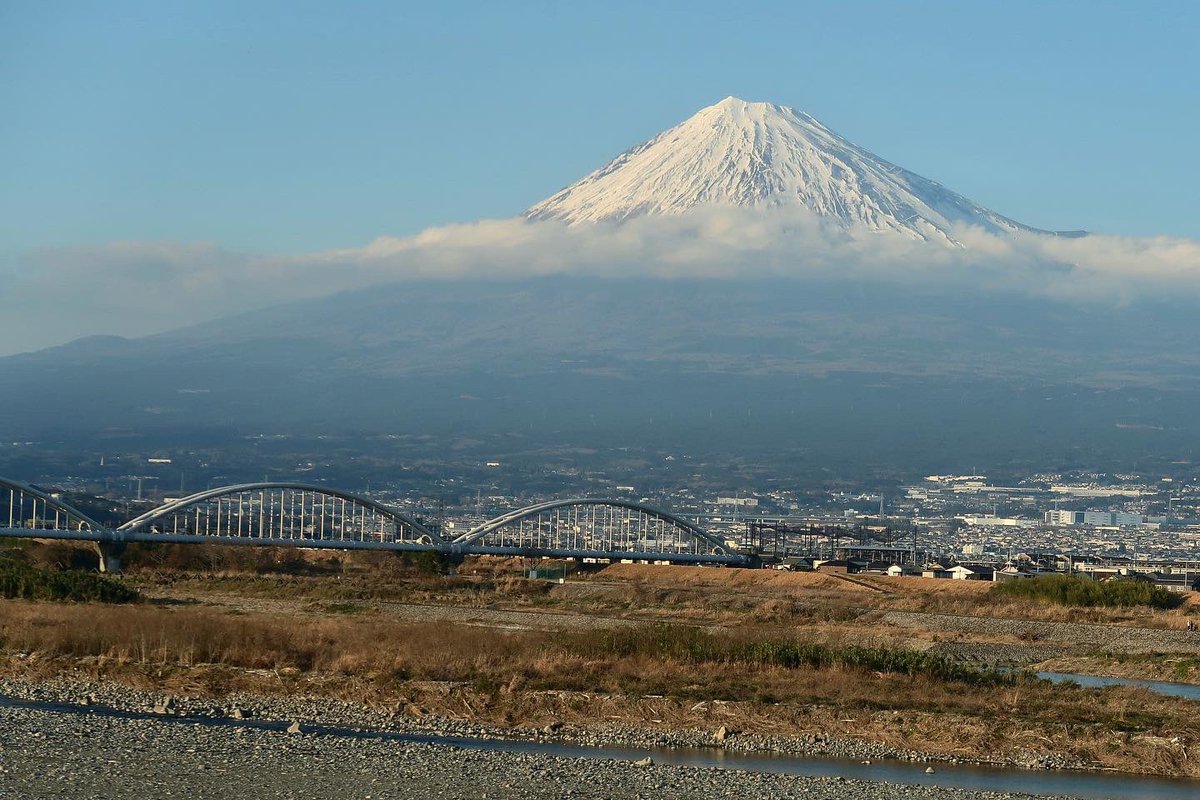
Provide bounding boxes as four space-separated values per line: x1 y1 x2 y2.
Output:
96 541 127 574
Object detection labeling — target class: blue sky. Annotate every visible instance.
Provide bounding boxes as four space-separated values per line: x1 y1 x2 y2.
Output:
2 0 1198 257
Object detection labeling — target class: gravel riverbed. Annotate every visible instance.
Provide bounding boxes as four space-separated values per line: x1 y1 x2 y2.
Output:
0 689 1081 800
0 677 961 766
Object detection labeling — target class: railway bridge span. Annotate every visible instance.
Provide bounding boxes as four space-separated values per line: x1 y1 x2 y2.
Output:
0 477 749 571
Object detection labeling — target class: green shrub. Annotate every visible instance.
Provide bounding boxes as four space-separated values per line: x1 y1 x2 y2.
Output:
991 574 1183 610
0 559 139 603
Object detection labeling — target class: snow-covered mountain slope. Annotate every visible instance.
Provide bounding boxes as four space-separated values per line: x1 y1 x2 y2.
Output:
527 97 1083 244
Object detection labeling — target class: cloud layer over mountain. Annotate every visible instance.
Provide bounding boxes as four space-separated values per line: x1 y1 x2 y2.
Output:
4 208 1200 355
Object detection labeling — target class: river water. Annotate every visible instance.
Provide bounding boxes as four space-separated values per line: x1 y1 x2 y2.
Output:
1038 671 1200 701
3 692 1199 800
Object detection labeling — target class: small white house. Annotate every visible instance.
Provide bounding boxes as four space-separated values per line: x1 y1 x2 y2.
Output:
948 564 995 581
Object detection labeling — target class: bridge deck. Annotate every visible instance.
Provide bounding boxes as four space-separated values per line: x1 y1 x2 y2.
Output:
0 526 748 566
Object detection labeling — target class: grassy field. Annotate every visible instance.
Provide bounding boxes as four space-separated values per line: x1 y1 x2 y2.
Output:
1 597 1197 776
3 540 1200 776
15 538 1195 627
590 563 1200 627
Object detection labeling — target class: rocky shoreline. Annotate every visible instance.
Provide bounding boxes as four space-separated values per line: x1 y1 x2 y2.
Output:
0 676 1079 772
0 676 1093 800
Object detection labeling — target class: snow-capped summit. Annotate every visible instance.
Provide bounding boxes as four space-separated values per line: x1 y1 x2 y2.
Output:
527 97 1082 243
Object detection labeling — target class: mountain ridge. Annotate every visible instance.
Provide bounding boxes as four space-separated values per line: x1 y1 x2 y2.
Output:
528 97 1085 245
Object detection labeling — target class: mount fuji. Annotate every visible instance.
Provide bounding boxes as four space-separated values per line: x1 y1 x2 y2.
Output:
5 97 1193 478
528 97 1084 245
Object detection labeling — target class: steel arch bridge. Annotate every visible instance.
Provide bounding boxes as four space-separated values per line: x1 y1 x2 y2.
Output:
453 498 739 564
0 477 749 570
119 483 444 547
1 477 103 535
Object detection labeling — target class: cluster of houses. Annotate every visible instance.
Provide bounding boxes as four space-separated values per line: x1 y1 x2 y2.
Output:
773 554 1197 592
776 556 996 581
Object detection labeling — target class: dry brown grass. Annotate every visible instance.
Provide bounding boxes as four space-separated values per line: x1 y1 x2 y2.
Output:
13 540 1199 628
119 557 1195 643
2 596 1199 776
588 564 1199 629
21 535 1178 632
597 563 875 598
0 600 525 678
12 539 1200 773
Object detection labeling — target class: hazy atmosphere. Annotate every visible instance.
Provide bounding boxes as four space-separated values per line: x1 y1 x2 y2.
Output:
5 6 1200 800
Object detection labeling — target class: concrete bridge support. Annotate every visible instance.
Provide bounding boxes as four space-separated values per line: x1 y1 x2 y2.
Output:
96 541 127 574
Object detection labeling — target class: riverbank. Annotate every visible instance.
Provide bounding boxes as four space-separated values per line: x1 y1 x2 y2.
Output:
0 675 996 767
4 590 1200 778
1032 653 1200 684
0 679 1175 800
5 552 1200 784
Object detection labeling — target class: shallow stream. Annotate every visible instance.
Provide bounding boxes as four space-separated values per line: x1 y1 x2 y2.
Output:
1038 671 1200 701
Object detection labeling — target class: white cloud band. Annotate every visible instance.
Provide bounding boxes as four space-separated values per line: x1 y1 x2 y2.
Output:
3 208 1199 354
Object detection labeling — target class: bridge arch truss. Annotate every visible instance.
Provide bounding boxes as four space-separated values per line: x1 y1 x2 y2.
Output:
454 498 745 565
0 477 102 535
117 483 444 549
1 477 748 568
